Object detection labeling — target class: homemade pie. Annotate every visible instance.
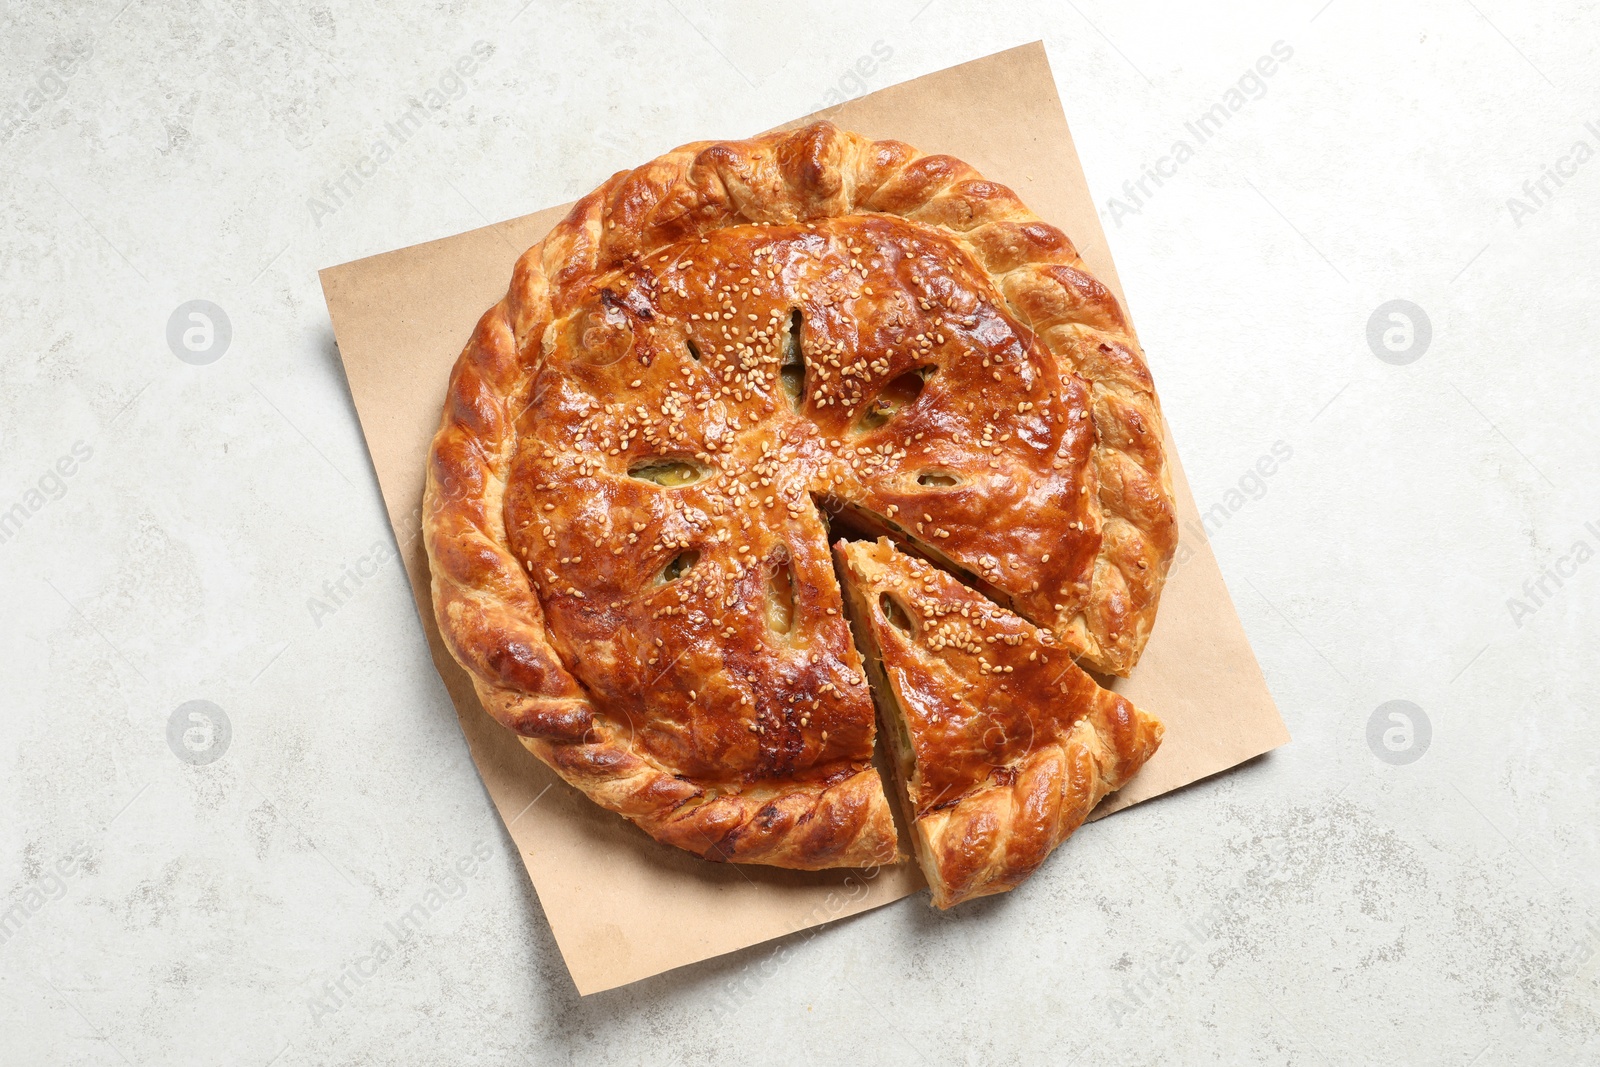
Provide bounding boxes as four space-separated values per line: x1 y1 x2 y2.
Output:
423 122 1176 892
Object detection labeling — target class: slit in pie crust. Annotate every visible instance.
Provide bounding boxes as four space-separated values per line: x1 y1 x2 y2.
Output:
423 122 1176 879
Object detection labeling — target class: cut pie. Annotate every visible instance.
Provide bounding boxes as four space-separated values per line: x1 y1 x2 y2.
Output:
424 122 1175 880
836 538 1164 907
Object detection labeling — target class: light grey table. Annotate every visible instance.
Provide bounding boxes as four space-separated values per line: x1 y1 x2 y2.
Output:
2 2 1596 1064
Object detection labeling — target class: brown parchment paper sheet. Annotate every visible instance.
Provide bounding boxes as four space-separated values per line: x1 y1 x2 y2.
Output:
318 40 1290 996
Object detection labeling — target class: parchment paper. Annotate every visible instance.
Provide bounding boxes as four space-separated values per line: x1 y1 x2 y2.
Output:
318 40 1290 996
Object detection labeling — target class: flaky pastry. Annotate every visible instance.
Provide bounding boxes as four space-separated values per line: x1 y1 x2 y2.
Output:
424 121 1174 876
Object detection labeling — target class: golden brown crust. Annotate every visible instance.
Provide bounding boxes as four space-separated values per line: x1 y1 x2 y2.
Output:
423 121 1173 871
836 538 1163 907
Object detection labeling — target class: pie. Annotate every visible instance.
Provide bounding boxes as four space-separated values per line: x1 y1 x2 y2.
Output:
423 121 1176 892
837 538 1164 907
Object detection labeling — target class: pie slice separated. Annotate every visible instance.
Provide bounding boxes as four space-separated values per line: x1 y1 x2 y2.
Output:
836 537 1164 907
423 121 1174 872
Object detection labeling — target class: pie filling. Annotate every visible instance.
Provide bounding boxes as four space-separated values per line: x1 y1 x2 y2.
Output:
832 540 936 879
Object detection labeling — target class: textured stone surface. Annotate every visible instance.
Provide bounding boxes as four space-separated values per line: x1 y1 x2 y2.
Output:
2 1 1597 1064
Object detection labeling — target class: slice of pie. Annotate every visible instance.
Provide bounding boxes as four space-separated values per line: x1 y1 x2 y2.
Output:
424 121 1174 877
837 538 1164 907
